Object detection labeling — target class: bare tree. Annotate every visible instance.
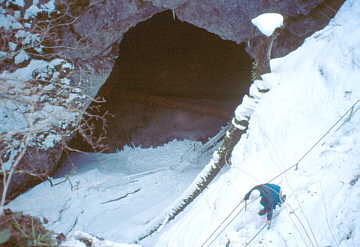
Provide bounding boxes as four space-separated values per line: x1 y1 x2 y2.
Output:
0 0 113 208
0 70 110 210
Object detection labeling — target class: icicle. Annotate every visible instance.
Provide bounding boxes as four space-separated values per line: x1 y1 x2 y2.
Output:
172 9 176 21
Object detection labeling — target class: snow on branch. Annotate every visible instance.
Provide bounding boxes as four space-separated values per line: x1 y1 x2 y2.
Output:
233 77 274 130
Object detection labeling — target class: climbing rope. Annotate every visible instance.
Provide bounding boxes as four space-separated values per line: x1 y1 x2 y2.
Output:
243 223 268 247
199 99 359 247
269 99 359 183
198 200 244 247
199 198 257 247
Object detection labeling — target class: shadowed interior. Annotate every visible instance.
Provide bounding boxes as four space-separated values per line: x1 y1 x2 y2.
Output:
71 10 253 152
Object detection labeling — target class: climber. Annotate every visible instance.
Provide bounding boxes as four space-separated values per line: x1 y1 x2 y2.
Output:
244 183 286 226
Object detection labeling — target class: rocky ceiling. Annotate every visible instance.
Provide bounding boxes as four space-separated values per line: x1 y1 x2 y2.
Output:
61 0 345 98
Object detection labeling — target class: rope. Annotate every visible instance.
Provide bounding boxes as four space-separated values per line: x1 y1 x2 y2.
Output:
199 200 246 247
199 99 359 247
243 223 268 247
269 99 359 182
200 197 265 247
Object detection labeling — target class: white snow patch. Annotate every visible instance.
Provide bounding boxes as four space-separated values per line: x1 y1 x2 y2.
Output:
14 50 30 64
0 100 28 134
2 59 48 81
24 0 56 19
0 7 23 30
7 0 25 8
234 95 258 122
15 30 30 38
251 13 284 37
9 42 17 51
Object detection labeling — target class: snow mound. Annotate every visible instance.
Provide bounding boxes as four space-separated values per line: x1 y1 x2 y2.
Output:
251 13 284 37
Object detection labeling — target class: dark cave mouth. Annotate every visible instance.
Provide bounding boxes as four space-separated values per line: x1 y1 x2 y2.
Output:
72 10 253 152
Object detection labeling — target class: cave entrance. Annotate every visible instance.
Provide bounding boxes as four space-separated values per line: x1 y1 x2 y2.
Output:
76 10 253 152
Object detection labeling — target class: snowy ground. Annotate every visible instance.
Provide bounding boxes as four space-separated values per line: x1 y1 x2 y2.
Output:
7 0 360 247
8 139 218 246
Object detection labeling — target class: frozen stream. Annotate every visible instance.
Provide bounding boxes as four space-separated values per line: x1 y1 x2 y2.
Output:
8 139 221 246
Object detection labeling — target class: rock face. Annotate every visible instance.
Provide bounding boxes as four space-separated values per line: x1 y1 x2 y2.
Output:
0 0 345 200
73 10 253 151
61 0 345 97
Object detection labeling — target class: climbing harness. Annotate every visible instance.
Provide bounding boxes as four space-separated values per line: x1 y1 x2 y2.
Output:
199 99 359 247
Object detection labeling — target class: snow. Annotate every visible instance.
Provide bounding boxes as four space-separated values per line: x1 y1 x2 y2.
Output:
0 7 22 30
15 30 30 38
9 42 17 51
234 95 258 122
155 1 360 246
6 0 360 247
2 59 49 81
251 13 284 37
0 0 81 180
61 231 142 247
0 57 81 148
0 100 28 134
8 140 214 245
7 0 25 8
24 0 56 19
14 50 30 64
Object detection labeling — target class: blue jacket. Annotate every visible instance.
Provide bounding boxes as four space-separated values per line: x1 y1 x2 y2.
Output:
244 183 283 220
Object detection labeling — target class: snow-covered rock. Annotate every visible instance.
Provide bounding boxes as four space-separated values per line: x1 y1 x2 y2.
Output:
251 13 284 37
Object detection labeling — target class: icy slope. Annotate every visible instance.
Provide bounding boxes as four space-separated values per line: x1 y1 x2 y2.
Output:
155 1 360 246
